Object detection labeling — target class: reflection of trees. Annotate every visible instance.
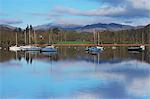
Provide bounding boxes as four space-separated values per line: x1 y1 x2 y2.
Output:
0 51 14 62
58 47 81 60
25 52 33 64
0 47 150 64
0 51 23 62
85 47 150 64
144 47 150 63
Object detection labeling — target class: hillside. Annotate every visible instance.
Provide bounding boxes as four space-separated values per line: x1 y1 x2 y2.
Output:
34 23 82 30
0 24 16 31
34 23 135 31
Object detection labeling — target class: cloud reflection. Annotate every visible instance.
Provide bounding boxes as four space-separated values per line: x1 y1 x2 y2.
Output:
0 59 150 99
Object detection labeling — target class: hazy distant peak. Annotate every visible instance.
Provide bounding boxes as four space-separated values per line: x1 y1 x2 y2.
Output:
0 24 16 30
34 23 83 30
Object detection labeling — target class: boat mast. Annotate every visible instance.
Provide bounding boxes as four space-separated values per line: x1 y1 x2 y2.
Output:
142 32 144 44
34 29 37 44
93 29 96 44
16 32 18 46
49 29 51 44
29 27 31 44
24 30 27 45
113 32 115 44
98 31 100 45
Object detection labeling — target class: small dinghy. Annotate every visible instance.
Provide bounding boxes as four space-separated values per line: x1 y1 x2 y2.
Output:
86 46 103 52
41 45 57 52
128 45 145 52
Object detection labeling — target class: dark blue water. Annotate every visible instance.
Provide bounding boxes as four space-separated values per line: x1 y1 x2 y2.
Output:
0 47 150 99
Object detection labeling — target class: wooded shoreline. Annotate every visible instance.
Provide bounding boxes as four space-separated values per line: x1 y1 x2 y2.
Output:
33 44 150 47
0 24 150 48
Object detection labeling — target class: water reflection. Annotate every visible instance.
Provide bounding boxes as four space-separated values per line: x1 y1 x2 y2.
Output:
0 47 150 99
0 47 150 64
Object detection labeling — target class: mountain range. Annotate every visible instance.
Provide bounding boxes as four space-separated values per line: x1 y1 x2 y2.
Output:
34 23 82 30
34 23 135 31
0 23 144 31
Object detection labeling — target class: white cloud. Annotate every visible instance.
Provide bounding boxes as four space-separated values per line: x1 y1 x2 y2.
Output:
53 1 150 18
128 77 150 97
52 17 124 25
30 12 62 18
53 6 127 17
127 0 150 10
30 0 150 26
0 19 23 24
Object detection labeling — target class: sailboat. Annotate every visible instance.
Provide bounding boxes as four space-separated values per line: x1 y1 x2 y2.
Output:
41 29 57 52
26 29 41 51
9 32 21 51
21 45 41 51
41 45 57 52
21 27 41 51
128 32 145 52
20 30 32 51
128 45 145 51
86 29 104 52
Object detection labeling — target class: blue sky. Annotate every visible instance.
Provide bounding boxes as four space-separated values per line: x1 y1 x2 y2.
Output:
0 0 150 28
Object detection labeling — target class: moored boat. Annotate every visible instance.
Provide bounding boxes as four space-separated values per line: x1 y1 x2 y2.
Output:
41 45 57 52
9 31 21 51
128 45 145 51
85 29 104 52
87 46 103 52
9 45 21 51
21 27 41 51
21 45 41 51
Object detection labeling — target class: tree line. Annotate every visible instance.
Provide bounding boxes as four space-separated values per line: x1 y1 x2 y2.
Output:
0 24 150 48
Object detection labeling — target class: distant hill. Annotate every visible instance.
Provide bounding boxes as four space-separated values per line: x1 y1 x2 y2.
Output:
0 23 137 31
0 24 16 31
34 23 135 31
34 23 82 30
79 23 134 30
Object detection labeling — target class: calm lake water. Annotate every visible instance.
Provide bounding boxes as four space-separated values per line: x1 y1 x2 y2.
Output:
0 47 150 99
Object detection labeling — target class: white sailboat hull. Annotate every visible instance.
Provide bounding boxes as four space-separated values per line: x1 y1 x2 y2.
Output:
9 46 21 51
21 45 41 51
128 45 145 51
96 46 104 50
41 46 57 52
20 45 32 51
86 46 104 52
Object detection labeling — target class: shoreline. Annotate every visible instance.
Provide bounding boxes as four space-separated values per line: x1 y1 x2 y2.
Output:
38 44 150 47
